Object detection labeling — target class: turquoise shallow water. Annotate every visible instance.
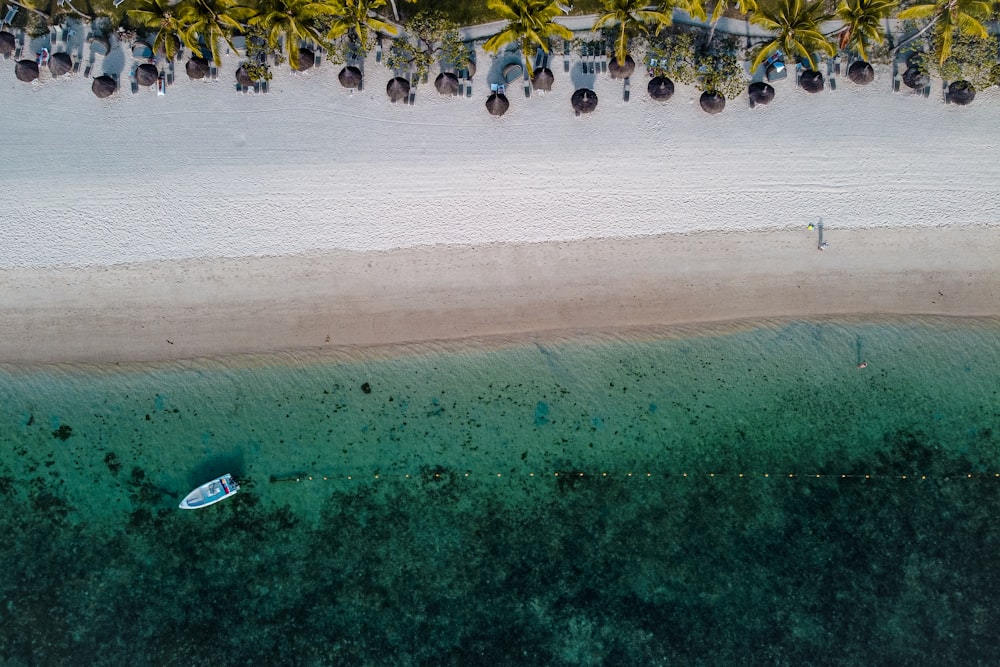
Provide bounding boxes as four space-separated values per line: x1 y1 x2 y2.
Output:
1 316 999 664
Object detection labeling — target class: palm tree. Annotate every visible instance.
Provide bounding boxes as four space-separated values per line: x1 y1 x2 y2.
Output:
325 0 398 50
250 0 336 70
835 0 896 62
896 0 989 65
749 0 834 73
705 0 758 44
177 0 256 66
128 0 189 61
593 0 672 67
483 0 573 78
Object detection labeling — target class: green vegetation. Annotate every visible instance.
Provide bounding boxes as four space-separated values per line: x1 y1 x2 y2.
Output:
897 0 990 65
482 0 573 77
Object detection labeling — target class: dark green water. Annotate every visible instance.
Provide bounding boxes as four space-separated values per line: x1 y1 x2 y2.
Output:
1 317 998 665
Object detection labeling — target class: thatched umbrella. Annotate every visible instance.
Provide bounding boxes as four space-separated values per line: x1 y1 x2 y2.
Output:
435 71 459 95
700 90 726 114
485 92 509 116
15 60 39 83
386 76 410 102
0 31 15 57
338 65 362 88
186 57 209 79
647 76 674 101
89 35 111 56
136 63 158 86
571 88 598 114
294 47 314 71
847 61 874 85
902 67 928 90
91 74 117 98
48 52 72 77
748 81 775 105
799 69 824 93
531 67 554 91
236 66 254 87
608 55 635 79
948 80 976 105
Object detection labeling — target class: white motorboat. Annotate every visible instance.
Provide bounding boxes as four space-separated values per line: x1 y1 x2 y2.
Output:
179 473 239 510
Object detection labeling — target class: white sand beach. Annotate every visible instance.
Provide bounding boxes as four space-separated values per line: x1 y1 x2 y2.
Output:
1 31 999 363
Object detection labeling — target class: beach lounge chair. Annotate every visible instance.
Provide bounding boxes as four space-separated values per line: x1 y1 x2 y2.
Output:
3 5 18 24
375 38 382 63
623 77 630 102
261 80 269 93
235 82 242 93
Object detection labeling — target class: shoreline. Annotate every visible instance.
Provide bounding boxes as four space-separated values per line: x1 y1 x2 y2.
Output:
2 227 997 365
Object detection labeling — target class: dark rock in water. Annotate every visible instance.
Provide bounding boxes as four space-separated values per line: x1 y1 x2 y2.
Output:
361 382 372 394
52 424 72 440
104 452 121 475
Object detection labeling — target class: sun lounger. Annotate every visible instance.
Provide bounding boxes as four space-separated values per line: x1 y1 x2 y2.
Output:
3 5 17 24
465 81 471 98
210 66 218 80
524 82 530 98
235 82 242 93
375 38 382 63
623 77 630 102
922 85 930 98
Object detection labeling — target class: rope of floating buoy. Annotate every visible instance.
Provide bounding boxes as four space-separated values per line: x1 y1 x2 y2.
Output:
268 472 1000 483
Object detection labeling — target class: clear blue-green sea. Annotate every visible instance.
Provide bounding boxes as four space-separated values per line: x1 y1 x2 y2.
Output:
1 316 999 665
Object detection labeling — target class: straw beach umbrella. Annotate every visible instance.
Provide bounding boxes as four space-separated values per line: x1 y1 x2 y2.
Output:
48 52 72 77
0 31 15 57
948 80 975 105
571 88 598 114
135 63 158 86
186 57 209 79
15 59 39 83
91 74 117 97
531 67 554 91
338 65 362 88
485 92 509 116
700 90 726 114
608 55 635 79
236 66 254 87
902 67 928 90
799 69 824 93
748 81 775 105
647 76 674 101
386 76 410 102
294 48 314 71
847 61 874 85
434 71 459 95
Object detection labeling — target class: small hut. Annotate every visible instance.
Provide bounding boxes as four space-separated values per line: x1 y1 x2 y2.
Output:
531 67 554 91
15 59 39 83
699 90 726 114
608 55 635 79
647 76 674 101
386 76 410 102
571 88 598 114
91 74 117 98
799 69 824 93
236 66 254 87
135 63 158 86
748 81 775 106
186 57 209 79
847 61 874 85
434 71 459 95
48 52 72 77
948 80 975 105
902 67 928 90
0 31 15 57
486 93 509 116
338 65 363 88
294 48 315 71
